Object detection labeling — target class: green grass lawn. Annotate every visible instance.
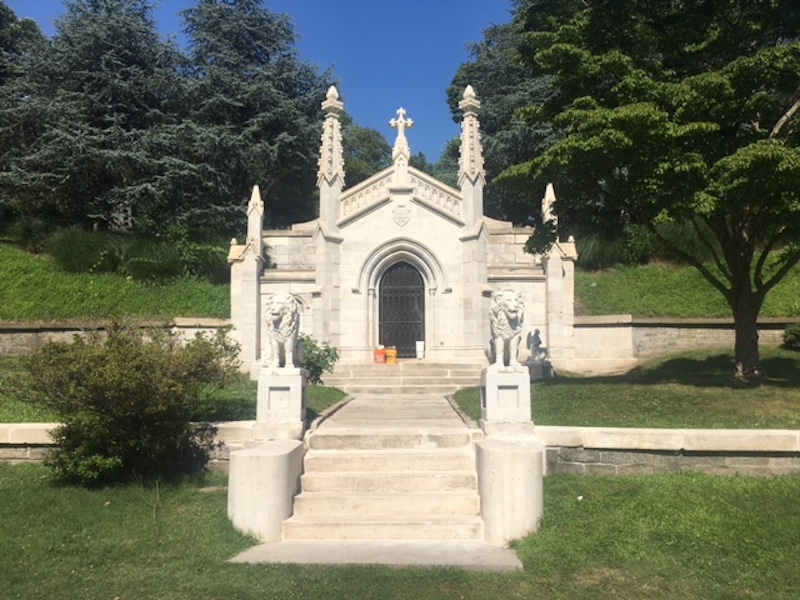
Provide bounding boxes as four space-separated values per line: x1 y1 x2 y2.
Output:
1 464 798 600
455 346 800 428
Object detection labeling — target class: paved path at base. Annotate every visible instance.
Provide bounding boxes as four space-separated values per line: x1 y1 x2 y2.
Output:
230 539 522 571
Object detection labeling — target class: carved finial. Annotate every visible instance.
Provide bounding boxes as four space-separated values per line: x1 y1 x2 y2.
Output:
459 85 481 114
390 107 414 161
542 183 558 225
322 85 344 114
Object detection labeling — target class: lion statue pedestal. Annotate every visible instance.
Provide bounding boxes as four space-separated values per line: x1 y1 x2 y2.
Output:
480 289 534 435
254 292 308 441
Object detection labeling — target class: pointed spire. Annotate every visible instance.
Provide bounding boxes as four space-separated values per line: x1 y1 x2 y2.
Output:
317 86 345 187
458 85 485 186
246 185 264 260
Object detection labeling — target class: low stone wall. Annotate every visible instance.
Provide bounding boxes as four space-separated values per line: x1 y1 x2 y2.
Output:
537 426 800 476
4 422 799 477
0 318 231 357
572 316 796 374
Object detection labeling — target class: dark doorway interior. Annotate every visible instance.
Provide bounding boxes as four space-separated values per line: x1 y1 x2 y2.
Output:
379 261 425 358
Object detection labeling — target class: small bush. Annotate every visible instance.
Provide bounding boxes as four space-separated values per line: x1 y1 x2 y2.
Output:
300 334 340 385
6 321 240 485
783 323 800 351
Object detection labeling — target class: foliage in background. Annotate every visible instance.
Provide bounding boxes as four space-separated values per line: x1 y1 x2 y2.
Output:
448 22 559 225
4 321 240 484
500 0 800 377
300 333 340 385
0 0 331 237
784 324 800 352
45 229 229 284
0 242 230 320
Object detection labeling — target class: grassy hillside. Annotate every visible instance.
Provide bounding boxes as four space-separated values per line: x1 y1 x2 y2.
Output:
576 262 800 318
0 243 229 321
1 241 798 321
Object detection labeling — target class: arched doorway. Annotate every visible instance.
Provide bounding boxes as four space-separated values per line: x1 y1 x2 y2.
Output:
379 261 425 358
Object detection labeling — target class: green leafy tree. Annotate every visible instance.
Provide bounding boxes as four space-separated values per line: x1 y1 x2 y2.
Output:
502 0 800 377
0 0 183 230
178 0 332 232
448 22 559 224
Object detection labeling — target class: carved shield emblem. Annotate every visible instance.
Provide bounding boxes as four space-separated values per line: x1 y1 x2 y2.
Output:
392 204 411 227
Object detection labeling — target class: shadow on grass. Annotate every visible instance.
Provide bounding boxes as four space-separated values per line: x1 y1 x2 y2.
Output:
551 349 800 390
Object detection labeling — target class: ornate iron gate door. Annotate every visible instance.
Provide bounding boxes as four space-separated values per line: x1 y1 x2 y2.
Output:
379 262 424 358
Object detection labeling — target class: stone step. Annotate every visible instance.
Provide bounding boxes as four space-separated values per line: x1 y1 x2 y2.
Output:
336 384 466 395
303 450 474 472
292 491 480 516
308 429 480 451
282 515 484 541
300 471 477 493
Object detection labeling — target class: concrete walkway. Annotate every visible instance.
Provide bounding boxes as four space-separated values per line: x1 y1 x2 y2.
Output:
229 393 523 571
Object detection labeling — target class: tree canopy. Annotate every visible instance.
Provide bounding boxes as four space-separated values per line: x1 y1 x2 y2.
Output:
500 0 800 376
0 0 333 237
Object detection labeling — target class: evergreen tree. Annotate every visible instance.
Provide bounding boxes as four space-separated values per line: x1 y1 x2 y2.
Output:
178 0 332 232
0 0 182 230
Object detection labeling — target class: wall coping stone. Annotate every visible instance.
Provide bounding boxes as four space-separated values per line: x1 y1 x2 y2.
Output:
536 426 800 453
575 315 799 328
3 422 799 454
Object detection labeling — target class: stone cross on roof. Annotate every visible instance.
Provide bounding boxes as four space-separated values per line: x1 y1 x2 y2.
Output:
390 107 414 160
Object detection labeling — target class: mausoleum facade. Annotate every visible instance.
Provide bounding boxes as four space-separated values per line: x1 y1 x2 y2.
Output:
228 86 578 371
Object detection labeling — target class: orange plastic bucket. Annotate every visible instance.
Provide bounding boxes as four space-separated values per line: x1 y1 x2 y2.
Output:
373 348 387 364
385 348 398 365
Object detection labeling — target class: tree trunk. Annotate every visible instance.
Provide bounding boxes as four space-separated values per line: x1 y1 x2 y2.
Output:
730 292 765 378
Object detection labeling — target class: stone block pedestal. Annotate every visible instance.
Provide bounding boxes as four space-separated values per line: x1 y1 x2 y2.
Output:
255 366 308 440
480 366 532 422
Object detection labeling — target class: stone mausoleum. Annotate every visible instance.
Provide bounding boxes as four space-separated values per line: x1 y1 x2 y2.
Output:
228 85 578 372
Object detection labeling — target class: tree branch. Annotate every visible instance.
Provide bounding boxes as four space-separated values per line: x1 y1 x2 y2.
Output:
761 246 800 297
690 216 732 283
753 227 785 289
648 224 731 300
770 98 800 139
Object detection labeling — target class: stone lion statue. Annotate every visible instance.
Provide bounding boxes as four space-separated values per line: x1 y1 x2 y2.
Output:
266 292 300 368
486 288 525 368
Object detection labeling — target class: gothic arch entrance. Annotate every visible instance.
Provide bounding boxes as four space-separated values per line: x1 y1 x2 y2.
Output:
379 261 425 358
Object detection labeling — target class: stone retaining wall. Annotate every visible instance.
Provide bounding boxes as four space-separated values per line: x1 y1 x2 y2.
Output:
572 316 796 374
0 319 231 357
4 422 798 477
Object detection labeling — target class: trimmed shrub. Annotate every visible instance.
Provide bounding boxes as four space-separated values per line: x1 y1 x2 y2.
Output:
300 334 340 385
783 323 800 351
7 321 240 484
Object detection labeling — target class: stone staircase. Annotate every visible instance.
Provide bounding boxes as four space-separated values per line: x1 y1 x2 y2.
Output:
281 392 486 542
322 361 483 395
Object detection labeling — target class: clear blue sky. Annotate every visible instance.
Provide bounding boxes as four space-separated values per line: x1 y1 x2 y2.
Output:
5 0 513 161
